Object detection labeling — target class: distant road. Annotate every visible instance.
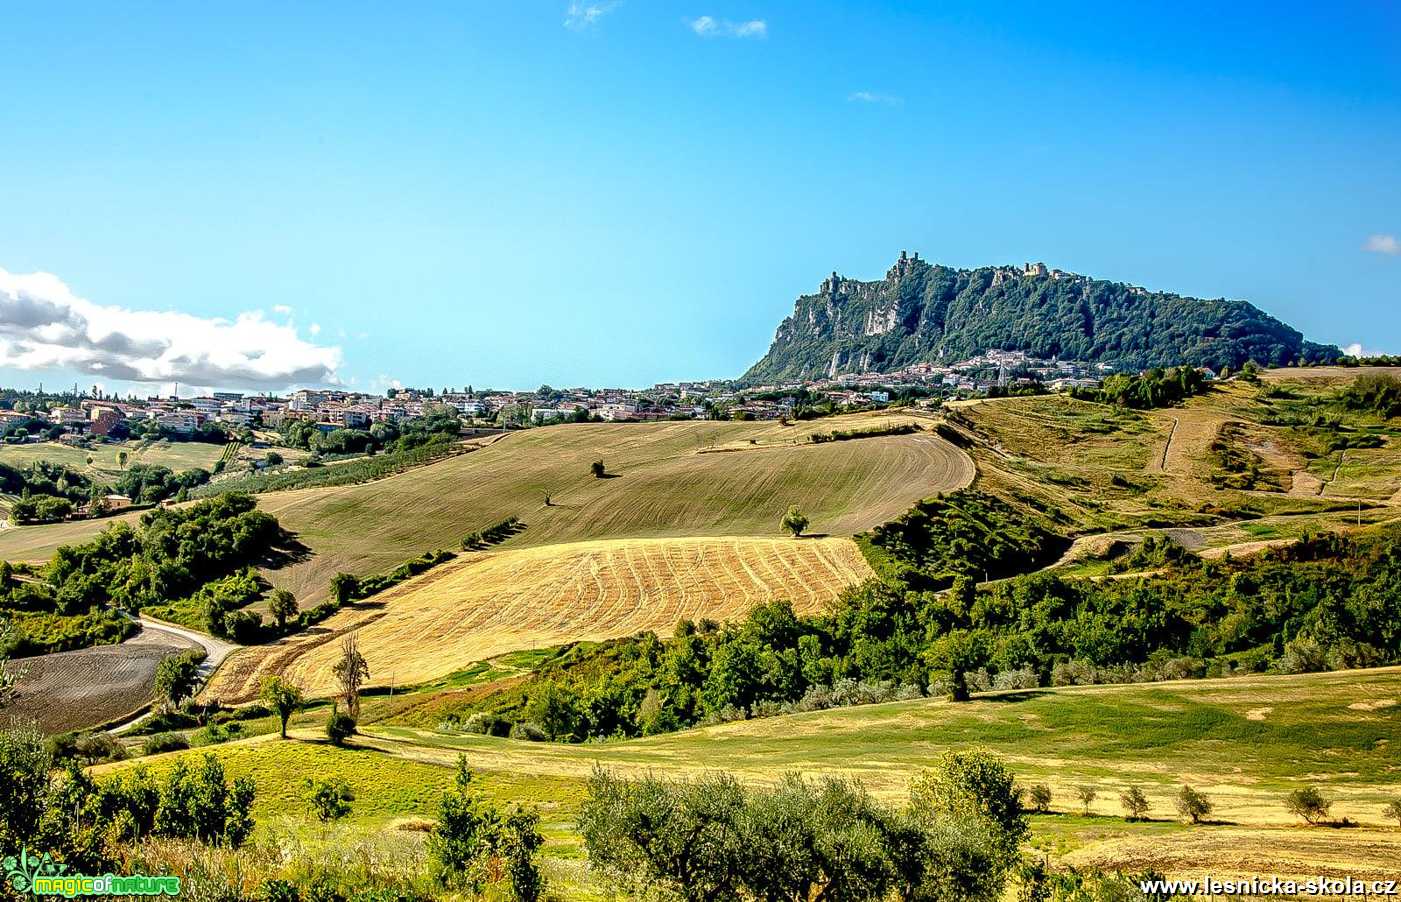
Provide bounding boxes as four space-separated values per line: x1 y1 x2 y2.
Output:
138 615 237 676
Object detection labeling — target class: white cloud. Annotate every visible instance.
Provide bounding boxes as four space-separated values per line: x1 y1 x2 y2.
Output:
272 304 294 316
1363 234 1399 255
848 90 902 106
687 16 766 38
309 322 322 336
565 1 620 30
0 267 343 389
1343 342 1390 358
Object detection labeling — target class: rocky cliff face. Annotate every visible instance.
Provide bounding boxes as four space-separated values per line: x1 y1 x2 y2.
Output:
742 253 1338 383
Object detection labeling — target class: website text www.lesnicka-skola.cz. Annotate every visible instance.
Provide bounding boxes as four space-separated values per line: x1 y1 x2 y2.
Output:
1141 876 1400 898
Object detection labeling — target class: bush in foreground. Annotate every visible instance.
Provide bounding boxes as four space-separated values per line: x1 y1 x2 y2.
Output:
304 777 356 822
429 756 543 901
326 706 357 746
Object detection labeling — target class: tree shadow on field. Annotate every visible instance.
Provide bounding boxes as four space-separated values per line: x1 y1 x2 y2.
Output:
795 533 831 539
977 689 1055 704
260 530 313 571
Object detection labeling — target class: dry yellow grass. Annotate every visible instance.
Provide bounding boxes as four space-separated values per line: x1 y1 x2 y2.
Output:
1062 825 1401 883
207 535 873 701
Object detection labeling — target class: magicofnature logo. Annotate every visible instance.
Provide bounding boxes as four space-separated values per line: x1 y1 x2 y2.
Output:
3 849 180 897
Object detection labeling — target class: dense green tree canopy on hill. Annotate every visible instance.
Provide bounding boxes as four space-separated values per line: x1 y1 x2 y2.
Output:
744 254 1339 382
0 493 284 655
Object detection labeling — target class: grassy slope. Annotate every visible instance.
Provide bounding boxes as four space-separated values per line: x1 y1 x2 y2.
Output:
0 438 228 478
961 374 1401 549
109 666 1401 892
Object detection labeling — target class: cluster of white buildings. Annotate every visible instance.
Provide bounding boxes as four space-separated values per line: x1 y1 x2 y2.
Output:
1 347 1121 443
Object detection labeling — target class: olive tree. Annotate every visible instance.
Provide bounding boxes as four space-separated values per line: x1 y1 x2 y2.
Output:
1175 784 1212 824
1285 786 1332 825
1119 786 1149 821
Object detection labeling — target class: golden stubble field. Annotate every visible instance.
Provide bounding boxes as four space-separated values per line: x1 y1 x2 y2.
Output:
206 535 875 701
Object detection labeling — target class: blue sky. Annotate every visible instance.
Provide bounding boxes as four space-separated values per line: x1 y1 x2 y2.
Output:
1 1 1397 394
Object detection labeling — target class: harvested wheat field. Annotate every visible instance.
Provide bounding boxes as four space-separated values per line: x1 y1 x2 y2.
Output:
207 535 873 702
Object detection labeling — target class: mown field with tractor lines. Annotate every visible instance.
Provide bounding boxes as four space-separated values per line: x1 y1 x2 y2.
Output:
206 534 875 701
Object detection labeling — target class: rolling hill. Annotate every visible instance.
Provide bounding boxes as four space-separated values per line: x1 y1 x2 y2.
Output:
108 665 1401 896
0 412 972 603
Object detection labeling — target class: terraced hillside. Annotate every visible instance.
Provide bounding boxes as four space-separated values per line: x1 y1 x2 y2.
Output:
206 535 874 701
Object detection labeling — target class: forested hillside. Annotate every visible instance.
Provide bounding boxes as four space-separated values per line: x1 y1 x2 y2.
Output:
744 253 1339 382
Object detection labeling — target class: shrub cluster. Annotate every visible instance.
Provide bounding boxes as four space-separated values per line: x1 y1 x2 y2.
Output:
461 516 523 550
1 728 255 876
580 749 1026 902
810 422 919 443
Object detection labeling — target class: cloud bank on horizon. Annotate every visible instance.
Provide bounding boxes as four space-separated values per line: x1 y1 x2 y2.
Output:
0 267 342 389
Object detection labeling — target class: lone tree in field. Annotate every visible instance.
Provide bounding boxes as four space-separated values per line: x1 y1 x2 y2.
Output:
1119 786 1149 821
1175 784 1212 824
333 634 370 718
1383 798 1401 827
1026 783 1052 813
1286 786 1332 825
268 589 299 630
780 505 809 538
590 459 606 478
153 651 203 710
1075 785 1097 814
260 675 305 739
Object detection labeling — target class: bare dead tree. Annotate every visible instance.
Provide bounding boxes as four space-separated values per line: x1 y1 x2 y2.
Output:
333 634 370 719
